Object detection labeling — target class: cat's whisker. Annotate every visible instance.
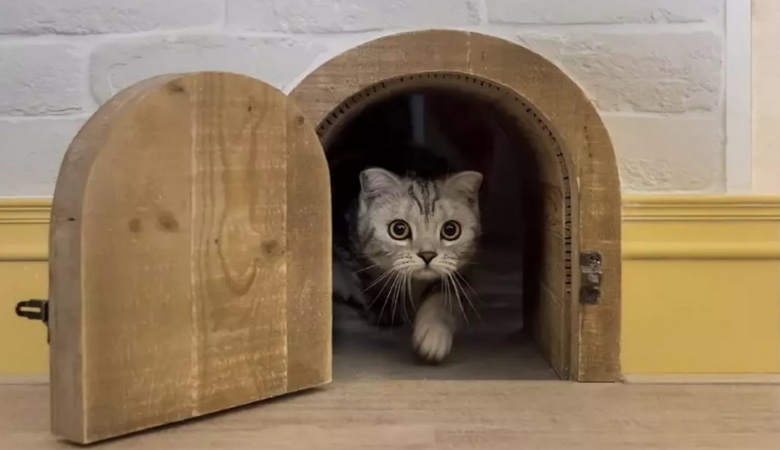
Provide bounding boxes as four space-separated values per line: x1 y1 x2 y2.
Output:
402 270 414 322
399 270 410 322
355 264 377 273
406 271 416 313
397 270 408 324
442 274 455 318
388 269 405 327
363 268 393 292
367 269 397 310
454 271 483 306
447 272 470 325
390 267 407 324
452 272 483 323
374 271 401 329
439 276 448 308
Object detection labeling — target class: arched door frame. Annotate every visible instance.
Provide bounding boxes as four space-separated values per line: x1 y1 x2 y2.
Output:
291 30 621 382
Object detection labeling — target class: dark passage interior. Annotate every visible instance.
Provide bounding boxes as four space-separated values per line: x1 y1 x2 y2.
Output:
322 85 558 381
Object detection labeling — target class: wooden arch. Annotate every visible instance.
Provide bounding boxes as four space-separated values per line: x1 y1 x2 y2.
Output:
291 30 621 382
49 72 331 443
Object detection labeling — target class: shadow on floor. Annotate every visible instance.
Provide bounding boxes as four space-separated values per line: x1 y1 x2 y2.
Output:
332 303 557 381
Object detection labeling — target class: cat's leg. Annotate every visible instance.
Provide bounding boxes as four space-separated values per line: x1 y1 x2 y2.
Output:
412 289 458 363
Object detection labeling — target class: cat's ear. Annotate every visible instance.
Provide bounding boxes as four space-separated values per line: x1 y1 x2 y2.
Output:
445 171 483 202
360 168 403 198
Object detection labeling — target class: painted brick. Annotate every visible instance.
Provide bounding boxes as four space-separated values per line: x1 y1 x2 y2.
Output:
0 0 733 196
487 0 723 24
0 0 224 35
0 43 92 116
0 116 88 196
519 31 723 113
90 33 327 104
604 114 725 192
226 0 482 32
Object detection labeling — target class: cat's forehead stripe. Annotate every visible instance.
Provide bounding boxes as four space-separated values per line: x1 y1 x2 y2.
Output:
431 183 439 218
420 182 430 217
408 184 424 215
408 179 440 223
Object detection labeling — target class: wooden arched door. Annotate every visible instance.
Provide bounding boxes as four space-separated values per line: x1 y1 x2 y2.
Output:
49 72 331 444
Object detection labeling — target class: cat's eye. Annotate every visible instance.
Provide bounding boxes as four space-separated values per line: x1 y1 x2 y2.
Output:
440 220 461 241
388 220 411 240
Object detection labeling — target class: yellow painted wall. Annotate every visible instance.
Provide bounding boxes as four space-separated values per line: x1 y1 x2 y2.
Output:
2 196 780 376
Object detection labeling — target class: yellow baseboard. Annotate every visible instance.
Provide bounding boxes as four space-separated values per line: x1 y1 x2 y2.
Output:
1 196 779 376
622 195 780 375
0 199 50 374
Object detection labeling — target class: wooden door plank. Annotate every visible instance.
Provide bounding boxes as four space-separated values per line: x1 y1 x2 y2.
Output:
49 72 331 444
189 74 290 414
285 106 333 392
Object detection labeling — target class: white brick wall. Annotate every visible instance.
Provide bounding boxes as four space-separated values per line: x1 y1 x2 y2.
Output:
485 0 723 24
518 31 723 113
0 0 224 35
0 0 731 196
0 42 93 116
227 0 482 32
90 34 327 103
604 115 724 191
0 116 89 196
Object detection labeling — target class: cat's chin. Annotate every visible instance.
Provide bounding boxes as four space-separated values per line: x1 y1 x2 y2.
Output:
411 268 442 280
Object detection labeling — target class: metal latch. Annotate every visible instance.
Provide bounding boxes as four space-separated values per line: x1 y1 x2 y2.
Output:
579 251 602 305
15 299 50 343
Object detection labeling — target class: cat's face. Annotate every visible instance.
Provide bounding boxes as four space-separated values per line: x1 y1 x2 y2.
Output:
356 168 483 281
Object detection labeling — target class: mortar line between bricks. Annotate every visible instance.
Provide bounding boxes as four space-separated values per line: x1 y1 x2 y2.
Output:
0 113 94 122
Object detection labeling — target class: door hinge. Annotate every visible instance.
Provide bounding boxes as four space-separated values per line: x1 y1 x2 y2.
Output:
15 299 50 343
579 251 602 305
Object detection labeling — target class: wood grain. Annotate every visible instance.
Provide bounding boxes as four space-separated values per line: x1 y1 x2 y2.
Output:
2 381 779 449
49 72 331 444
290 30 621 381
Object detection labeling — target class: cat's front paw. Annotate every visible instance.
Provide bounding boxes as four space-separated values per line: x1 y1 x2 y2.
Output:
413 316 453 363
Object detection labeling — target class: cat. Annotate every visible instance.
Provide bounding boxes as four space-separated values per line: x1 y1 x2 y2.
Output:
333 164 483 363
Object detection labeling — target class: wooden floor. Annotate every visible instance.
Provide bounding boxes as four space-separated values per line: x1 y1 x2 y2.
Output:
4 309 780 448
1 379 780 449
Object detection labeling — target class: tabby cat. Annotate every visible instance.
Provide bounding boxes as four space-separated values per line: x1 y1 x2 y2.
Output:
332 152 483 362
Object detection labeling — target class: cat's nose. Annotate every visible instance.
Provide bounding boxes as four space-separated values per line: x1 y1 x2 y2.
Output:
417 251 437 265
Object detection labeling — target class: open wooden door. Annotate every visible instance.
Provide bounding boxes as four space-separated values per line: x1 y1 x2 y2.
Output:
49 72 331 444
